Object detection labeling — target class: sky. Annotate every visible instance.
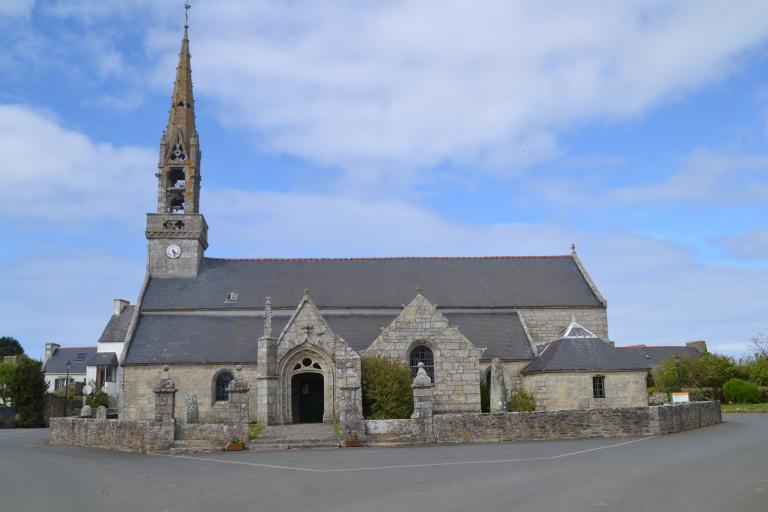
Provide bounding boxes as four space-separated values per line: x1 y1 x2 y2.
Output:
1 0 768 360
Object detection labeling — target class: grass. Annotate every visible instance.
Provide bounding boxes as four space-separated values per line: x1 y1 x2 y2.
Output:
248 424 265 440
721 403 768 413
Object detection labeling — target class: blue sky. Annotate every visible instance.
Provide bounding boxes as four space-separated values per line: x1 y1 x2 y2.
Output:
1 0 768 359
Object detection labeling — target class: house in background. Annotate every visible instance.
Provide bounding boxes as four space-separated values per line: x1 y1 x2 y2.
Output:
619 341 707 369
42 344 96 393
87 299 134 396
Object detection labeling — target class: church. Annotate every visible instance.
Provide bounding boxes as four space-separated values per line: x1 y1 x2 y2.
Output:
93 24 650 426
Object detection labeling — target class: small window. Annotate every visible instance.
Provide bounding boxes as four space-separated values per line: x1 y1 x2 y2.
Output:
225 292 238 303
593 375 605 399
215 372 234 401
75 352 87 361
54 378 68 390
409 345 434 381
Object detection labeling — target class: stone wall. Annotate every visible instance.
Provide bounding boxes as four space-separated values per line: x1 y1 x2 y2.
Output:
121 364 259 422
523 371 647 411
365 294 483 413
49 417 174 453
364 401 721 446
176 423 242 443
518 307 608 345
654 401 722 434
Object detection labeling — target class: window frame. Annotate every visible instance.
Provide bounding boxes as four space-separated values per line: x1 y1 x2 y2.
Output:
214 371 235 402
409 345 435 382
592 375 606 399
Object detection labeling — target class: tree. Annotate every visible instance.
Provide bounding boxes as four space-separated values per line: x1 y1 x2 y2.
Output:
0 337 24 358
746 357 768 386
6 355 47 427
0 360 14 405
693 353 738 388
751 333 768 359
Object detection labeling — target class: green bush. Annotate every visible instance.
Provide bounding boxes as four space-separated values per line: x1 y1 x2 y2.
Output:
86 392 110 409
7 356 47 427
361 356 413 419
480 381 490 413
722 378 761 404
682 387 722 402
695 353 738 388
508 390 536 412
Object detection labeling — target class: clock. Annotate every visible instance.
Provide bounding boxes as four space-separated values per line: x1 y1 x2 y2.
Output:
165 244 182 259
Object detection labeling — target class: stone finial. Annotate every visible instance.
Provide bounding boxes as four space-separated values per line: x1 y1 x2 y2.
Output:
571 243 576 254
263 296 272 337
303 288 310 299
412 362 432 387
415 285 424 294
162 365 170 379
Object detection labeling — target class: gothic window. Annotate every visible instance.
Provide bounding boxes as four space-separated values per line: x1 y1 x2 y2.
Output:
169 168 185 188
592 375 605 399
169 133 186 161
170 194 185 214
215 372 234 402
409 345 434 381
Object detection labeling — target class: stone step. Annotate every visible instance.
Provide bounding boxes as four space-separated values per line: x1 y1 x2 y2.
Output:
248 423 340 450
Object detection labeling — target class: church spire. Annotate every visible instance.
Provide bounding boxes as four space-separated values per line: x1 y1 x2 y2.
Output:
155 4 201 215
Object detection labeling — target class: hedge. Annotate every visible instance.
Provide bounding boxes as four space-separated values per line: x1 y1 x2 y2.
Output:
361 356 413 419
722 378 761 404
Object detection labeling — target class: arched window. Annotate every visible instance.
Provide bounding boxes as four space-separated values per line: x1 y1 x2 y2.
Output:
215 372 234 402
409 345 434 381
592 375 605 399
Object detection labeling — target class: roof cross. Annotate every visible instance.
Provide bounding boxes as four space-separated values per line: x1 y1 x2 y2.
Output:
184 2 191 28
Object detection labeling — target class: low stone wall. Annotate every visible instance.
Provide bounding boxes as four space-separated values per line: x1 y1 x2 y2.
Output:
653 401 721 435
364 402 721 445
176 423 245 443
49 417 174 453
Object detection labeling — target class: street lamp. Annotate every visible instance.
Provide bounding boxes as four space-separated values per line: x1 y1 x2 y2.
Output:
674 355 681 392
63 361 71 417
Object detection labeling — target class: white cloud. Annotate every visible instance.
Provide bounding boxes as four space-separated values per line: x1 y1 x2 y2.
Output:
0 104 155 229
718 226 768 261
0 0 35 19
133 0 768 182
609 149 768 205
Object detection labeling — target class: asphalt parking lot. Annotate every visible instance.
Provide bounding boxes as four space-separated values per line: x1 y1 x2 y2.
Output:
1 414 766 512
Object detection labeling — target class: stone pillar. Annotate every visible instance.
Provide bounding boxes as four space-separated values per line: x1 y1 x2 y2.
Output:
411 362 434 419
228 365 250 435
490 358 508 413
153 365 177 425
256 297 278 425
185 392 199 424
339 366 364 439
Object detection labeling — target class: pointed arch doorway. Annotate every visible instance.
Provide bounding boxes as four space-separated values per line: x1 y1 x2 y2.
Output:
291 372 324 423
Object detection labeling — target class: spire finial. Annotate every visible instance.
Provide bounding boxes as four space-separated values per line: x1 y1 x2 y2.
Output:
184 2 191 30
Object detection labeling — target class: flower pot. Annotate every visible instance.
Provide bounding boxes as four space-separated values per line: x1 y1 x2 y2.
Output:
345 439 362 447
225 442 244 451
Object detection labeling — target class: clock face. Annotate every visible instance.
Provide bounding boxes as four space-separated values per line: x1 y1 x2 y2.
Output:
165 244 182 259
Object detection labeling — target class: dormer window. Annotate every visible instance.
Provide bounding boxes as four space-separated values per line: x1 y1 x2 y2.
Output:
225 292 238 303
75 352 87 361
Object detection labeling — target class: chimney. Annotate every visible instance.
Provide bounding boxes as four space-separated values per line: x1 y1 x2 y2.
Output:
686 340 708 354
113 299 130 316
44 342 60 365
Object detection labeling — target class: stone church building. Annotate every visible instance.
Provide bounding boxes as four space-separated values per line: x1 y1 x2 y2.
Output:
99 25 650 426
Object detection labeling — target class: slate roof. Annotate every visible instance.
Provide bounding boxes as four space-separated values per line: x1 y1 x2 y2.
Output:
521 338 652 374
98 305 136 343
43 347 97 374
618 346 702 367
86 352 118 367
125 311 536 364
140 256 604 311
125 315 288 365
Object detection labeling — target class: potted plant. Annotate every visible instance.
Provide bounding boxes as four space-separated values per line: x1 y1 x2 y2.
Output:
225 436 244 451
344 433 362 447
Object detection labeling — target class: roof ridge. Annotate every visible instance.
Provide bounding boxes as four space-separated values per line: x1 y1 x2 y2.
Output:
56 346 97 350
204 255 574 262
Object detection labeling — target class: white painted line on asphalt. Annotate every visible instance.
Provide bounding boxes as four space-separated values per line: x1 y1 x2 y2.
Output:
161 436 657 473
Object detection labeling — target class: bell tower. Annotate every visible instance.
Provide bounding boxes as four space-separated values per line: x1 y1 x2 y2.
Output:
145 6 208 277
